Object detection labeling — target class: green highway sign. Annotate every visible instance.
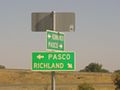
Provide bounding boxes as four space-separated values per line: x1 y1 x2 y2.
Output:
32 52 75 71
47 30 64 51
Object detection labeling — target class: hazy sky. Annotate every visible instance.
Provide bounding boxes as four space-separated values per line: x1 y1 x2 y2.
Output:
0 0 120 71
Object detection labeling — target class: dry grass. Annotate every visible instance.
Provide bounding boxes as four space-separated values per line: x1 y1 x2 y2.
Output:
0 69 115 90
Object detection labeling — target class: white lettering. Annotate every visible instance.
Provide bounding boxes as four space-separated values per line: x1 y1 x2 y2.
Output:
48 54 71 60
33 63 64 69
53 54 58 60
51 34 64 41
48 54 52 60
66 54 70 60
48 42 58 48
34 63 38 68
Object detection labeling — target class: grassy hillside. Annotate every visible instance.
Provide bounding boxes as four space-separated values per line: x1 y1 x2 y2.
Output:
0 69 115 90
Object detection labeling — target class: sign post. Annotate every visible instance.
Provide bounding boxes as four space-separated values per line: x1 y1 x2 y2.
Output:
31 11 76 90
51 71 55 90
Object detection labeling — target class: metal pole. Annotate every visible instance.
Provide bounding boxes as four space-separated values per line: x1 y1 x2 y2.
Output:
51 71 55 90
51 11 56 90
52 11 56 31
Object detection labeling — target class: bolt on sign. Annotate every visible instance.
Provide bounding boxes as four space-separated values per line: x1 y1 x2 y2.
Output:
47 30 64 51
32 52 75 71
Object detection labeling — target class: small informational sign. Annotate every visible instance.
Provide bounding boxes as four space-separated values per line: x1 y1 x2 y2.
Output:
47 30 64 51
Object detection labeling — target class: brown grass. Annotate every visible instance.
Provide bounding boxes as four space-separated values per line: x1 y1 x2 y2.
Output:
0 69 115 90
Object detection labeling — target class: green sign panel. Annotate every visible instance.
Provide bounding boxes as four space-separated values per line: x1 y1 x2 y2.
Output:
32 52 75 71
47 30 64 51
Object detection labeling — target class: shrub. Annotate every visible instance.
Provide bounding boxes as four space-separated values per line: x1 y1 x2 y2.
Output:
0 65 5 69
80 63 109 73
113 71 120 90
78 83 95 90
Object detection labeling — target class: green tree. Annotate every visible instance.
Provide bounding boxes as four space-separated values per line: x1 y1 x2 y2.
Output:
80 63 109 73
100 68 109 73
113 70 120 90
78 83 95 90
114 70 120 74
0 65 5 69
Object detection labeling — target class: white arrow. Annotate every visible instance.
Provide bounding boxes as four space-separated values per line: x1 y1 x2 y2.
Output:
48 34 51 39
37 54 44 60
59 44 63 48
67 63 73 68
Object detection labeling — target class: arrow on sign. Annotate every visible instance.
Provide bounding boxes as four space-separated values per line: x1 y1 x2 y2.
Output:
59 44 63 48
67 63 73 68
48 34 51 39
37 54 44 60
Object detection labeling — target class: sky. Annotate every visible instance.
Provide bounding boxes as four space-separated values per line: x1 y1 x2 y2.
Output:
0 0 120 71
